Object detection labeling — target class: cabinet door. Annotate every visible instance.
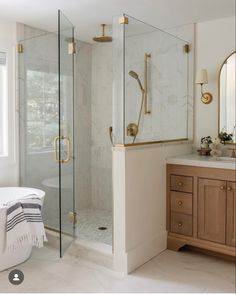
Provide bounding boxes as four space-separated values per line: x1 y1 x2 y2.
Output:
198 179 226 244
226 182 236 246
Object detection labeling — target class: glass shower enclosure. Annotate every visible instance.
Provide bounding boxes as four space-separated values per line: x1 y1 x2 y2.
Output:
112 14 190 145
19 10 75 256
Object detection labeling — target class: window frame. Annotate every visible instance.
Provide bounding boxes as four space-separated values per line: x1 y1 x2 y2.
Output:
0 42 17 167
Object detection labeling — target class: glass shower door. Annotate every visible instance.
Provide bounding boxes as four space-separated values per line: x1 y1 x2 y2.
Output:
58 10 75 256
19 10 75 258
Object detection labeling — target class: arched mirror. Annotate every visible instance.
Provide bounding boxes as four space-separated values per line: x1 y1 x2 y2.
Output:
219 51 236 143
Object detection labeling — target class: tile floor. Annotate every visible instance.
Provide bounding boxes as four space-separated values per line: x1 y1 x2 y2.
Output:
76 208 112 245
46 208 112 246
0 246 235 293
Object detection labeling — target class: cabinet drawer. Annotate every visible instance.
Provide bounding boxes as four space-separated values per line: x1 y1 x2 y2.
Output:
170 175 193 193
170 191 192 215
170 212 192 236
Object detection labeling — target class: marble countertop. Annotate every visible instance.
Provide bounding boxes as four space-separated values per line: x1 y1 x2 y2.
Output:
166 154 236 170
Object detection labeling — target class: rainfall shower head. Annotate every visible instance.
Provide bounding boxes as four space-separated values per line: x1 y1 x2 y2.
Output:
129 70 144 92
93 24 112 42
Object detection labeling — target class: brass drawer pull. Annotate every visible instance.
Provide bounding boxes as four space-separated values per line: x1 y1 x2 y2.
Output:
178 222 183 227
220 185 225 190
178 201 183 207
177 181 183 187
227 187 232 191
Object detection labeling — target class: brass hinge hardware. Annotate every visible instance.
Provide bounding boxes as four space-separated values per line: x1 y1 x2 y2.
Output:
68 42 76 55
119 16 129 25
18 44 23 53
68 211 77 225
183 44 190 53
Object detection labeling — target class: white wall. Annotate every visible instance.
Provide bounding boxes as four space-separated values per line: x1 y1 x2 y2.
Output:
113 142 192 273
0 20 18 186
195 16 235 145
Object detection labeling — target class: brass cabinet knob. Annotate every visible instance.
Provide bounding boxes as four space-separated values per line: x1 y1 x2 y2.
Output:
178 181 183 187
178 201 183 207
227 187 232 191
178 222 183 227
220 185 225 190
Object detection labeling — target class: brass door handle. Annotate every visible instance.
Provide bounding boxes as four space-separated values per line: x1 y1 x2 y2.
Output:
54 136 60 163
62 136 71 163
54 136 71 163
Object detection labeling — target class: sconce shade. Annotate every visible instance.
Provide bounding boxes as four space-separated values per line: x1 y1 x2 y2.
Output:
195 69 208 84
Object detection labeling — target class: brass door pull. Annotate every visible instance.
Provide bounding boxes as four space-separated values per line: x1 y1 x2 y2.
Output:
54 136 71 163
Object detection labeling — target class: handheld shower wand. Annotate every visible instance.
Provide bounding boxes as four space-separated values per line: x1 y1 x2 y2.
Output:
128 70 145 143
129 71 145 93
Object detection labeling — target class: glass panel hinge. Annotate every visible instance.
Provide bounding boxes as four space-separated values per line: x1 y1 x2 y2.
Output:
17 44 23 53
68 42 76 55
183 44 190 53
68 211 77 225
119 16 129 25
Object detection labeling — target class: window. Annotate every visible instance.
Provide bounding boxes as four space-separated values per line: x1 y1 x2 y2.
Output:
0 52 7 156
26 70 59 152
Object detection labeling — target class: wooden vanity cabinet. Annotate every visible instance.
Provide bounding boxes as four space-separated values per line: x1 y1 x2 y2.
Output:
226 182 236 247
167 164 236 257
198 178 227 244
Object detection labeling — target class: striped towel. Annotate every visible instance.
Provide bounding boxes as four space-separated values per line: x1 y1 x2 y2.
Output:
5 195 47 251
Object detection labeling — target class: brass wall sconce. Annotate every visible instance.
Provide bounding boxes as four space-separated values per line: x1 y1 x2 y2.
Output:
195 69 213 104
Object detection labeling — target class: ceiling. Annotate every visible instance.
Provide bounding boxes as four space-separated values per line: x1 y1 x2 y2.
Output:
0 0 234 43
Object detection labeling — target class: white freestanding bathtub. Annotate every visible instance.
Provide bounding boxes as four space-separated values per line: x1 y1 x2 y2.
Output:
0 187 45 271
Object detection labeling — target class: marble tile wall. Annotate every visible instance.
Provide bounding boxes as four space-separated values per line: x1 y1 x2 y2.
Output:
112 17 194 145
75 41 92 210
91 43 113 211
124 30 189 144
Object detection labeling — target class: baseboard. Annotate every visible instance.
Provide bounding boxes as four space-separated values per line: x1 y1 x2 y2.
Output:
126 232 167 273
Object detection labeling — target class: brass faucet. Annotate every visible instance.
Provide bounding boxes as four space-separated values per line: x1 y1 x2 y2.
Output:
228 148 236 158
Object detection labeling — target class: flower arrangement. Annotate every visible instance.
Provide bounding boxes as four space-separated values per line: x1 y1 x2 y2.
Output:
219 131 233 144
209 137 222 159
219 126 235 144
200 136 212 148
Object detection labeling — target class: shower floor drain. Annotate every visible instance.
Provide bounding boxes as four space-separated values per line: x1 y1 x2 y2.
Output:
98 226 107 230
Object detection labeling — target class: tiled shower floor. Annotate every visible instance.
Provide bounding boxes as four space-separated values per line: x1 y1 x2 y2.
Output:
76 208 112 246
46 208 112 247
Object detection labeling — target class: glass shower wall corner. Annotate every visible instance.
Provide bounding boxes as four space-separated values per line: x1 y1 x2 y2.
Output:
112 14 189 145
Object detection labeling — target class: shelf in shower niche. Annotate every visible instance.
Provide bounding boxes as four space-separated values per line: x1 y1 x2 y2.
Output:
42 175 73 189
